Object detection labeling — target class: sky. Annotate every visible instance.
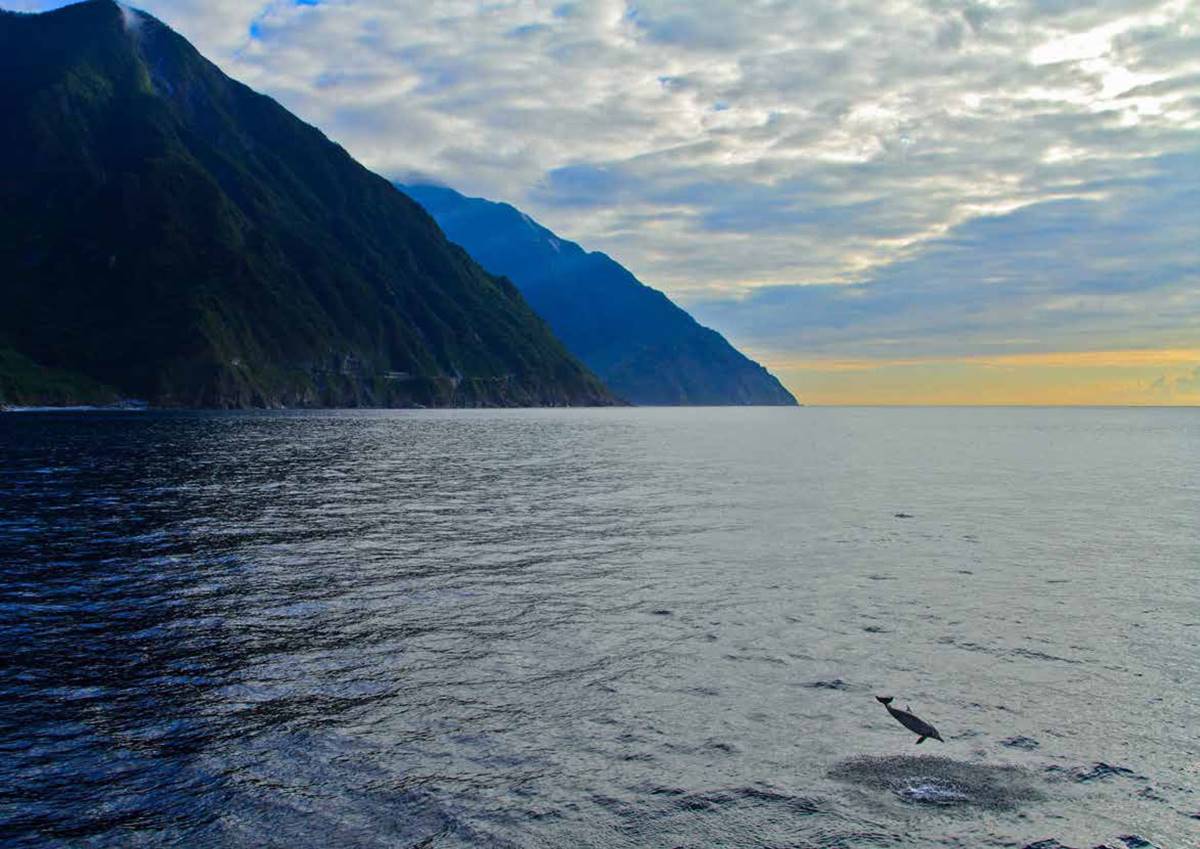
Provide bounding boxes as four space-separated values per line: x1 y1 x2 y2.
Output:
8 0 1199 404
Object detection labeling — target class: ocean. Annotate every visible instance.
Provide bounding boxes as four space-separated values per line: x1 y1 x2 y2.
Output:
1 407 1196 848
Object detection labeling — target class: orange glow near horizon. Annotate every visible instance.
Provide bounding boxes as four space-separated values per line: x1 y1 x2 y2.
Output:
762 349 1200 406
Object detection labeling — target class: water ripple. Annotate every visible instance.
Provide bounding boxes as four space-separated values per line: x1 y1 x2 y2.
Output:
2 408 1197 848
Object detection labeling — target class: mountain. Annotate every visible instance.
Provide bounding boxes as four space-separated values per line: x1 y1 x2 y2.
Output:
400 185 798 406
0 1 616 408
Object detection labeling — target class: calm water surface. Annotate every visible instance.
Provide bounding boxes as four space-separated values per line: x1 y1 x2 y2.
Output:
1 408 1197 848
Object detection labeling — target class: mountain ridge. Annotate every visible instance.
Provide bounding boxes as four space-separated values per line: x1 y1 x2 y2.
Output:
400 184 798 406
0 0 617 408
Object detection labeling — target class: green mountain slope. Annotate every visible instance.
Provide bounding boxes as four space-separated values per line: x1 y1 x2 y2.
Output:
0 1 615 408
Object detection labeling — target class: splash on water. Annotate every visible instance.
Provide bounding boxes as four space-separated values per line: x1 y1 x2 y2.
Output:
829 755 1043 811
894 777 970 805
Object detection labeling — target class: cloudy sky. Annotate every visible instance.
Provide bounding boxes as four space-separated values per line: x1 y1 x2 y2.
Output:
10 0 1199 403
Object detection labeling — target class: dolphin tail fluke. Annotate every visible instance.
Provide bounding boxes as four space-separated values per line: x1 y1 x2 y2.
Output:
916 736 927 744
875 696 894 705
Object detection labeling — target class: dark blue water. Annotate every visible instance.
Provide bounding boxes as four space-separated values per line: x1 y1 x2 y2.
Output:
1 408 1196 848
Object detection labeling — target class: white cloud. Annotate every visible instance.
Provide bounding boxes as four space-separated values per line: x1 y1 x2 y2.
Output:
5 0 1198 362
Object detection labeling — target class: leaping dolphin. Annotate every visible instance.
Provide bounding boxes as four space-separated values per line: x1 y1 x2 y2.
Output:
876 696 944 744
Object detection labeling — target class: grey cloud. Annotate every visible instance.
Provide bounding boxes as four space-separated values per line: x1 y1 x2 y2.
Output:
1177 367 1200 394
1118 73 1200 100
685 150 1200 358
5 0 1197 365
1115 27 1200 73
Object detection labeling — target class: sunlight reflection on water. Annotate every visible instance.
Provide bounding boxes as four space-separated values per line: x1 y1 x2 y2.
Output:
1 407 1196 848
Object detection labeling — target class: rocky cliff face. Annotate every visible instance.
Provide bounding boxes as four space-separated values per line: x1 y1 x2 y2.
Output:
0 1 616 408
401 184 798 406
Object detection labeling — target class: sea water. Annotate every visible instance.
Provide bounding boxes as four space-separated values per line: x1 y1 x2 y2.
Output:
1 407 1196 848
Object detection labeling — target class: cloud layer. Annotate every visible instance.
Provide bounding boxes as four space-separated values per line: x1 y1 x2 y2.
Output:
6 0 1198 401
